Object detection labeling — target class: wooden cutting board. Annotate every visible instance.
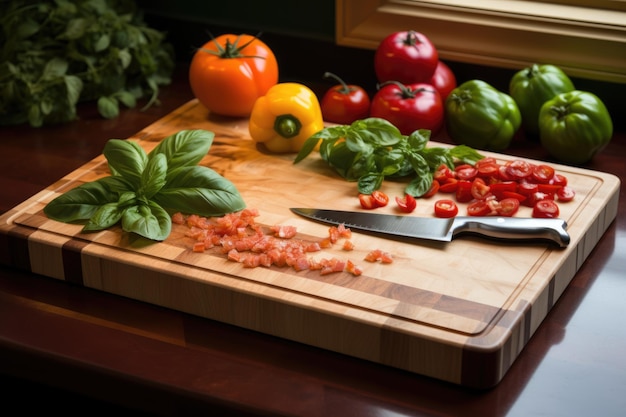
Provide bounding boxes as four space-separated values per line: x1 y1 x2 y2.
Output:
0 100 620 388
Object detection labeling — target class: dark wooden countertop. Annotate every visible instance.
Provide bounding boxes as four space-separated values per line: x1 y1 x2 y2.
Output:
1 64 625 417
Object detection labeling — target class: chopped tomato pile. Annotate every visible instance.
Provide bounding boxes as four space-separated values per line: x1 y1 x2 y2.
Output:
172 208 393 276
359 157 575 218
430 157 575 218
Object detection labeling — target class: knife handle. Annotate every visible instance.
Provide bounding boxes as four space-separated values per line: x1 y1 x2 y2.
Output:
451 217 570 247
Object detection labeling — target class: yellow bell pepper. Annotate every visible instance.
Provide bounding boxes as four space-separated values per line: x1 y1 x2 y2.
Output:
249 82 324 153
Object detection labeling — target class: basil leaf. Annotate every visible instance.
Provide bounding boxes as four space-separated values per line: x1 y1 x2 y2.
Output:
82 201 125 232
140 152 167 199
153 166 246 217
358 173 384 194
104 139 147 187
121 201 171 241
449 145 485 165
422 147 454 170
149 129 213 171
43 176 133 222
407 129 431 150
405 173 434 197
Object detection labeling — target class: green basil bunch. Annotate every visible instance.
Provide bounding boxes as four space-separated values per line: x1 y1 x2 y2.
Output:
294 117 483 196
44 129 246 241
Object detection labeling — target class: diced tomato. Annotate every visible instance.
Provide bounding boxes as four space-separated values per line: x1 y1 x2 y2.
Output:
467 200 492 216
533 200 560 218
557 186 576 202
342 240 355 251
439 177 459 193
345 260 363 276
434 199 459 218
395 193 417 213
470 177 491 200
495 197 520 217
422 180 440 198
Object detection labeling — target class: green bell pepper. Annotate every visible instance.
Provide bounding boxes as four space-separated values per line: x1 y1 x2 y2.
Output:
538 90 613 165
509 64 575 136
445 80 521 151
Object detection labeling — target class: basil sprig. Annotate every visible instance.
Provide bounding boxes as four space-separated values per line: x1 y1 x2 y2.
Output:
294 117 484 196
44 129 245 241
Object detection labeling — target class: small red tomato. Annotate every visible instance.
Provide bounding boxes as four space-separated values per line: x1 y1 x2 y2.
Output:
467 200 492 217
557 186 576 202
374 30 439 84
434 199 459 218
359 193 377 209
533 200 560 218
495 198 521 217
371 190 389 207
320 72 370 124
370 81 444 135
395 194 417 213
428 61 457 101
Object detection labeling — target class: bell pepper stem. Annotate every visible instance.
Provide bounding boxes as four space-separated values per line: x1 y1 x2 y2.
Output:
274 114 302 138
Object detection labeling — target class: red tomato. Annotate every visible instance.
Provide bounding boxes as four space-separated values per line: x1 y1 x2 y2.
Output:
489 181 517 199
189 34 278 117
557 186 576 202
374 31 439 84
470 178 491 200
395 194 417 213
438 177 459 193
422 180 440 198
370 82 444 135
517 182 539 196
320 72 371 124
455 181 473 203
359 194 377 209
532 164 556 183
496 198 520 217
455 165 478 181
434 199 458 218
533 200 560 218
434 164 455 183
428 61 457 100
506 160 533 180
372 190 389 207
467 200 492 216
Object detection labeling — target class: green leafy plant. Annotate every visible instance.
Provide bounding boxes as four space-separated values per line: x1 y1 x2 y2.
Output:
0 0 175 127
44 129 246 241
294 117 484 196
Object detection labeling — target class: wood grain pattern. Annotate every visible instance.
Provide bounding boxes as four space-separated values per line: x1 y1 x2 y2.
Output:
0 99 620 388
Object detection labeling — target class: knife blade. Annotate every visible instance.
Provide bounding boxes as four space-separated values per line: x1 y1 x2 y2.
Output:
290 208 570 247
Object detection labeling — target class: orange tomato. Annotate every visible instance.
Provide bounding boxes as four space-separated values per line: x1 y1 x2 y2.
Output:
189 34 279 117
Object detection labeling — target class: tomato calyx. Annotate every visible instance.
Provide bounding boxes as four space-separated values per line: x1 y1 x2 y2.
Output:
204 33 266 60
273 114 302 138
377 80 435 99
324 72 358 95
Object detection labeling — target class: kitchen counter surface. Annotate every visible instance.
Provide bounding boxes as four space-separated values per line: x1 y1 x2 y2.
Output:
1 64 625 417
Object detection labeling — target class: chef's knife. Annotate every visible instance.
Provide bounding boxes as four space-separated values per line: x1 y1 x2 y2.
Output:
290 208 570 247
